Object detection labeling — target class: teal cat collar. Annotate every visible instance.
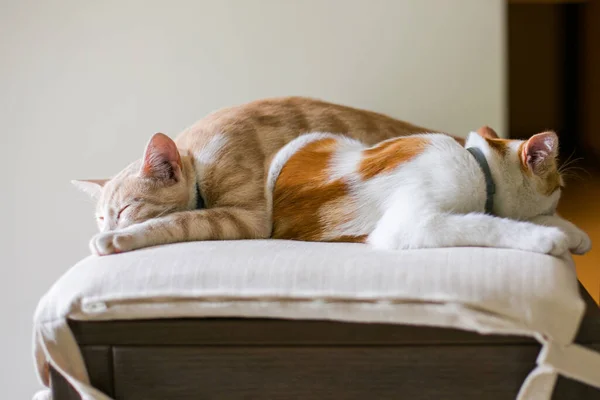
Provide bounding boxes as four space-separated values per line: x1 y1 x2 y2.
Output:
466 147 495 215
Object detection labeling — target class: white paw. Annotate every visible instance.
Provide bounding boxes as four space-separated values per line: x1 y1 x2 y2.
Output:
531 227 569 256
367 231 399 251
90 230 137 256
567 228 592 255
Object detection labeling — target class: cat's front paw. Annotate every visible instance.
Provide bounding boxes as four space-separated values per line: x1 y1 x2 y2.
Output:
367 230 400 251
531 227 569 256
90 230 137 256
567 228 592 255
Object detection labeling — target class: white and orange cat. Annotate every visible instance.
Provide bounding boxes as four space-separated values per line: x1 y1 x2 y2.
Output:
74 97 464 255
268 128 591 256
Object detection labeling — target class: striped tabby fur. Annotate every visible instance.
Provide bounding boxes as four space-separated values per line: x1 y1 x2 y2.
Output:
74 97 465 255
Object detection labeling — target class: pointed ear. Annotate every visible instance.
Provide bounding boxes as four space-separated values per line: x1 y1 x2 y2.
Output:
140 133 182 181
476 125 499 139
523 131 559 174
71 179 108 200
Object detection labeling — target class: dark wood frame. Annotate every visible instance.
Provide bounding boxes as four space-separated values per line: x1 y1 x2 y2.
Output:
50 285 600 400
509 0 600 169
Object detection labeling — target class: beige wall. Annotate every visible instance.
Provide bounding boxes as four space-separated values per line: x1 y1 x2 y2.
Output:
1 0 505 397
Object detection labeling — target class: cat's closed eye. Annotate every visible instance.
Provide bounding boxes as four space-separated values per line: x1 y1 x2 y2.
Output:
117 205 131 220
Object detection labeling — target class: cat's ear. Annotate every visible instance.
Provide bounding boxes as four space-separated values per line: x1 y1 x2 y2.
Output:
140 133 182 181
476 125 499 139
71 179 108 200
523 131 559 175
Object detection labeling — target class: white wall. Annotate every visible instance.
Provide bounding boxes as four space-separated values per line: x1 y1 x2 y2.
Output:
1 0 505 397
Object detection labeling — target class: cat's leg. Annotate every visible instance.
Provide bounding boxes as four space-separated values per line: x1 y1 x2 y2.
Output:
90 205 269 255
369 209 570 256
529 214 591 255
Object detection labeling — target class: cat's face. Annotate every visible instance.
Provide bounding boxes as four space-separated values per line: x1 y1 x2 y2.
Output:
466 129 563 219
73 133 194 232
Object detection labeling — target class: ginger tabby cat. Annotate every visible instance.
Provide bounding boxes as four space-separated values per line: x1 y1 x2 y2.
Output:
74 97 470 255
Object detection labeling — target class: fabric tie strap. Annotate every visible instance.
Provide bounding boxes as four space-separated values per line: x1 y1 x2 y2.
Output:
517 340 600 400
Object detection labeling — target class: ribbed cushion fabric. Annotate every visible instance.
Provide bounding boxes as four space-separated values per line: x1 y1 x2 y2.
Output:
33 240 599 400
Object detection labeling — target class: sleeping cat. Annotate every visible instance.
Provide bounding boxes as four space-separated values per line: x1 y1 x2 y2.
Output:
73 97 473 255
268 129 591 255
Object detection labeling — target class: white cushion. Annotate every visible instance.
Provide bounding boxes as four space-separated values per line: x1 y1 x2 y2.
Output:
33 240 592 400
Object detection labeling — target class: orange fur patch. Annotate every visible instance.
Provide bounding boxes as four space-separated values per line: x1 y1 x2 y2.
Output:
484 138 512 156
273 136 432 243
329 234 368 243
359 136 430 179
272 139 349 241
